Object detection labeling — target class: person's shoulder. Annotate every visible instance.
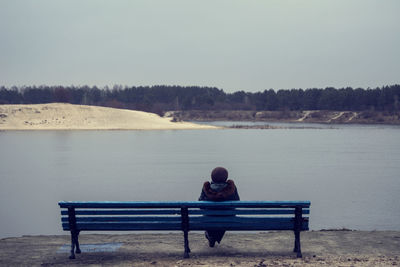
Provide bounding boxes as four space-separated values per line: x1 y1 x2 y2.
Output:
203 181 210 189
226 179 235 187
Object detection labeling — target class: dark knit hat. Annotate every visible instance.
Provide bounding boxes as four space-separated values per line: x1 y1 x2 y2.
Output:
211 167 228 183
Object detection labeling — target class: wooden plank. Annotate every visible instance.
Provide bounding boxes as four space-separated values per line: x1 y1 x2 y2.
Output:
62 221 308 231
61 215 309 224
189 221 309 231
59 201 310 209
61 208 309 216
60 208 310 216
190 216 293 224
190 209 310 215
62 216 182 222
61 216 310 228
63 222 182 231
61 209 181 216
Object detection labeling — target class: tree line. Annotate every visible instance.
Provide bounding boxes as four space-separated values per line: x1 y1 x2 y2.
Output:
0 85 399 115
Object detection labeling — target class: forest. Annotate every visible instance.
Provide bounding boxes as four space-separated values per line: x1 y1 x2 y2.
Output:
0 85 399 115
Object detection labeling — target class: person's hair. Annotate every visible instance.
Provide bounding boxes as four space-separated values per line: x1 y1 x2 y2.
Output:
211 167 228 183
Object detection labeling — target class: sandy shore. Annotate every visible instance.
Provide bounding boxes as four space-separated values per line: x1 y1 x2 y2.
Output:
0 231 399 266
0 103 218 130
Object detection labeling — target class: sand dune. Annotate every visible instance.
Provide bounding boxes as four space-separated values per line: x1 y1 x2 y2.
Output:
0 103 218 130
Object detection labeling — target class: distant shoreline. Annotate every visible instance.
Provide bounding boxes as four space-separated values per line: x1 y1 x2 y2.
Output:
166 110 400 125
1 104 399 131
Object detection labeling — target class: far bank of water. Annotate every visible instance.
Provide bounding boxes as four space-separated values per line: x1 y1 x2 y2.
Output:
0 123 399 237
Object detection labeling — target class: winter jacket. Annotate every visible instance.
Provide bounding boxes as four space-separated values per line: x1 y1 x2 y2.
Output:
198 179 240 244
198 180 240 201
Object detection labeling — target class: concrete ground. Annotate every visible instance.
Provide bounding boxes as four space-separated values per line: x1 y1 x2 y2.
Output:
0 231 399 266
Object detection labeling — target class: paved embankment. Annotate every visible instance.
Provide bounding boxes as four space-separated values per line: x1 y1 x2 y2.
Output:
0 231 399 266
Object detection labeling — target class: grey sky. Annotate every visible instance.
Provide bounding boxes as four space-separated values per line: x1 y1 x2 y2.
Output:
0 0 399 92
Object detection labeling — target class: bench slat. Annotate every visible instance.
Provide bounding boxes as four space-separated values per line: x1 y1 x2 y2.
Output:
62 216 182 222
190 209 310 215
59 201 310 209
190 216 297 224
62 220 309 231
63 222 182 231
61 209 181 216
62 215 308 223
189 221 309 231
61 208 310 216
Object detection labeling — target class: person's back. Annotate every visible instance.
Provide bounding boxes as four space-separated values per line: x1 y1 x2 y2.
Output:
198 167 240 247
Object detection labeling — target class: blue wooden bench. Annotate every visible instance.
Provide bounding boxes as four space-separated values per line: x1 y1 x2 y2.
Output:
59 201 310 259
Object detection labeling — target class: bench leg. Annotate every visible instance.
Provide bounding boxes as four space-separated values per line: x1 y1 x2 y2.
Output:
69 230 80 259
183 230 190 258
293 230 302 258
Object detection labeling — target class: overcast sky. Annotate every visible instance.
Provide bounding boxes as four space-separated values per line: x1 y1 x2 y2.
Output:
0 0 399 92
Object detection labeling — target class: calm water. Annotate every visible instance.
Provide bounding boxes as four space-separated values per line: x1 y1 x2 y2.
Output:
1 123 400 237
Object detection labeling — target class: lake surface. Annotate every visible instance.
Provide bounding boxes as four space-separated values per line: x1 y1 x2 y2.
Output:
1 123 400 237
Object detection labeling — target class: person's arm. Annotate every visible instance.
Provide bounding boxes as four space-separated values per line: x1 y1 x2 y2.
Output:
199 189 207 201
233 188 240 200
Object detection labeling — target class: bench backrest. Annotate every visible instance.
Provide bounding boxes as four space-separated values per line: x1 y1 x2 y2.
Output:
59 201 310 232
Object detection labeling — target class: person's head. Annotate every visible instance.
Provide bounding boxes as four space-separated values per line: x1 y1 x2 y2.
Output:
211 167 228 183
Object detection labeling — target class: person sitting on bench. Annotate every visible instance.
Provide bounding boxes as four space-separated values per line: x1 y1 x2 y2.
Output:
198 167 240 247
